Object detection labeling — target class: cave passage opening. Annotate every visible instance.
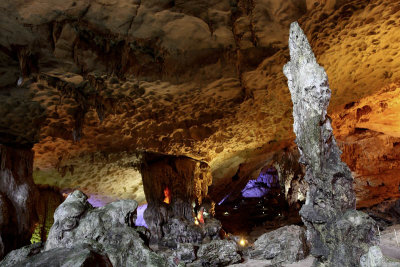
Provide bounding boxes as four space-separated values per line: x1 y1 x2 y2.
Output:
215 166 303 238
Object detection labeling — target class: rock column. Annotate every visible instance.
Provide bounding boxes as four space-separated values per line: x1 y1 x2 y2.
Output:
0 144 38 259
283 22 377 266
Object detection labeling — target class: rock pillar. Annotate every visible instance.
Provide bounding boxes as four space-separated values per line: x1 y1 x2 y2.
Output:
283 22 377 266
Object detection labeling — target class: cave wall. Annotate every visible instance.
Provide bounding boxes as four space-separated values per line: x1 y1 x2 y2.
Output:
0 144 38 259
0 0 399 213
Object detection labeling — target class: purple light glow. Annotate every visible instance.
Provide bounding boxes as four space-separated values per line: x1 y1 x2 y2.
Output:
241 168 279 198
87 194 117 207
135 204 148 228
218 193 231 205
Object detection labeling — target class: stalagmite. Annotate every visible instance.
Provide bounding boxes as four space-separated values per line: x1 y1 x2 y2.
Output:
283 22 377 266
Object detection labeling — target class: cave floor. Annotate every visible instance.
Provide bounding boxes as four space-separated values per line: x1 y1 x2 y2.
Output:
229 224 400 267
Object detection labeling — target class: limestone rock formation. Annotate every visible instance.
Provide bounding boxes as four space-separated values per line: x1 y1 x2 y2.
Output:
360 246 400 267
140 152 213 242
0 242 43 267
0 144 38 260
195 239 241 266
2 244 113 267
173 243 196 264
283 22 377 266
44 190 166 266
250 225 308 264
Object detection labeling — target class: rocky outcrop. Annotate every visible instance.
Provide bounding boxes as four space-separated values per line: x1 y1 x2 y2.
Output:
283 22 377 266
0 144 38 260
0 242 43 267
250 225 308 264
360 246 400 267
195 240 241 266
1 243 113 267
44 190 166 266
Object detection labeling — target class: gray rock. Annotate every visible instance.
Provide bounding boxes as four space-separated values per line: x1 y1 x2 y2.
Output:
173 243 196 264
196 240 241 266
283 22 377 266
360 246 400 267
45 190 166 267
0 242 43 267
250 225 308 264
4 244 112 267
161 217 222 248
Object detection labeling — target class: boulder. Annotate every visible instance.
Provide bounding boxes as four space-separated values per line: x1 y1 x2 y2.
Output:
45 190 166 266
250 225 308 264
0 242 43 267
2 244 112 267
173 243 196 264
360 246 400 267
196 239 241 266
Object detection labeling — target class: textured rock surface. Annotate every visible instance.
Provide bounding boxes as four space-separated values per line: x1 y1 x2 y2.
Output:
360 246 400 267
0 242 43 267
196 239 241 266
283 22 377 266
0 145 38 260
2 244 112 267
0 0 394 210
250 225 308 264
173 243 196 264
44 190 166 266
140 152 213 241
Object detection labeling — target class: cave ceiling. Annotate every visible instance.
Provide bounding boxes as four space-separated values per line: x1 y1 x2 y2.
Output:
1 0 400 205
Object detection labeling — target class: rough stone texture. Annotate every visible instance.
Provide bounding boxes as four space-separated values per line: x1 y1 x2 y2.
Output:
161 217 222 248
250 225 308 264
2 244 112 267
360 246 400 267
173 243 196 264
196 240 241 266
0 242 43 267
0 144 38 260
140 152 212 241
0 0 392 211
283 22 377 266
44 190 166 266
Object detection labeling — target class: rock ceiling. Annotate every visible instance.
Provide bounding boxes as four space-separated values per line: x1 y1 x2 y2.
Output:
1 0 400 205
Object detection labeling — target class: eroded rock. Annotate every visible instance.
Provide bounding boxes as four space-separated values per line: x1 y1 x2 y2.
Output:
283 22 377 266
250 225 308 264
44 190 166 266
360 246 400 267
196 239 241 266
2 244 112 267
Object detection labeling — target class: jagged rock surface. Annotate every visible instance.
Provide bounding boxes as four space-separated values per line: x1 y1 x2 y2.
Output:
0 145 38 260
0 242 43 267
44 190 166 266
360 246 400 267
195 240 241 266
250 225 308 264
4 244 112 267
283 22 377 266
0 242 113 267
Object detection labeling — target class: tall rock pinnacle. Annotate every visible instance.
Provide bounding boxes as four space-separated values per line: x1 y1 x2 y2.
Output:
284 22 377 266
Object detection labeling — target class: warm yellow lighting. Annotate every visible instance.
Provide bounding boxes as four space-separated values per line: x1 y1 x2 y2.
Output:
239 238 246 247
194 218 199 225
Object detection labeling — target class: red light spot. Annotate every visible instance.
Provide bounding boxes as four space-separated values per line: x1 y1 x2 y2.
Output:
163 187 171 204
